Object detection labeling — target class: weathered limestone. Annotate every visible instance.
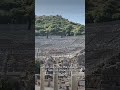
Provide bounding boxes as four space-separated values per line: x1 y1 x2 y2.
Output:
40 66 45 90
53 71 58 90
71 75 78 90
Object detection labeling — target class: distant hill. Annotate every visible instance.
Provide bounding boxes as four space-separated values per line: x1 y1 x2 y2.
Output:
35 15 85 37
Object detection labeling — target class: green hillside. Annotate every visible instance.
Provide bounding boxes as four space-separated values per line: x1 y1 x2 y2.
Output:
35 15 85 37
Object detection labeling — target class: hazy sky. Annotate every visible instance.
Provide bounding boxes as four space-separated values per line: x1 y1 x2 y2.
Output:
35 0 85 25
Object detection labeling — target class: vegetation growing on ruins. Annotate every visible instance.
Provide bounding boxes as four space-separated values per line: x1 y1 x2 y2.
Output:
35 15 85 37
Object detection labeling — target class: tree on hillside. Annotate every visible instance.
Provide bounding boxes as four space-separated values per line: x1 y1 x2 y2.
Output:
65 24 73 36
80 25 85 34
44 24 53 38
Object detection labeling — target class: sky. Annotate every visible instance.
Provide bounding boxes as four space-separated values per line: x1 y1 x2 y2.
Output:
35 0 85 25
